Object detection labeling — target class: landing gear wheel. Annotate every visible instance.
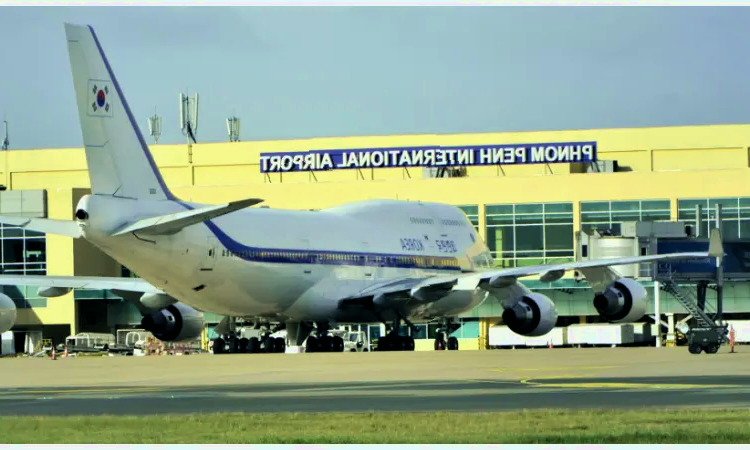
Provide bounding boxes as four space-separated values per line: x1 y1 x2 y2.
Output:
262 336 275 353
247 337 260 354
306 336 318 353
227 336 239 354
688 344 703 354
238 338 249 354
377 336 390 351
274 337 286 353
447 336 459 351
332 336 345 352
406 336 415 351
400 337 408 351
705 344 720 354
319 335 334 352
212 337 225 354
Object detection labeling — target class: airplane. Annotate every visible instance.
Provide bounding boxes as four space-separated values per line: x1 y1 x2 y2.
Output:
0 23 725 353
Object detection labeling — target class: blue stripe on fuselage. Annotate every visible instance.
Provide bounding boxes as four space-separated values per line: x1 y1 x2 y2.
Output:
179 201 463 272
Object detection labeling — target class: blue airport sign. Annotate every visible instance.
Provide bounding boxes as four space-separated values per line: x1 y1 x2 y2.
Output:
259 141 598 173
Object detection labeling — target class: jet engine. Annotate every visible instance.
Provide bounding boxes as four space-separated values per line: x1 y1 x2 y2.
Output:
0 293 16 334
593 278 648 324
502 293 558 337
140 302 204 342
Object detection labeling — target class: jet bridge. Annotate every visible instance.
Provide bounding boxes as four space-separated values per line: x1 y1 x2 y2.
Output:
577 205 750 354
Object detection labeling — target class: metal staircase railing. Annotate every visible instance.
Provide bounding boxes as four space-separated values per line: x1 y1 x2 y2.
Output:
660 281 717 328
658 269 718 329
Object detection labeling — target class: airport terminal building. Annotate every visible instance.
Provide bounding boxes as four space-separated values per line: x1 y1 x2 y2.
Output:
3 123 750 347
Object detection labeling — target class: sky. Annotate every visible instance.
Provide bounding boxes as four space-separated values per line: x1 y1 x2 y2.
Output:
1 5 750 149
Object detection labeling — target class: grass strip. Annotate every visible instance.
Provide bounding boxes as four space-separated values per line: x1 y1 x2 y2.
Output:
2 409 749 444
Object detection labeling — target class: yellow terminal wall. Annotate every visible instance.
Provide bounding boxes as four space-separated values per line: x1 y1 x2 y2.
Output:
5 123 750 330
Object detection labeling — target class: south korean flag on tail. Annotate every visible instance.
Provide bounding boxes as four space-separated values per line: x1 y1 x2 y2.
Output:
87 79 114 118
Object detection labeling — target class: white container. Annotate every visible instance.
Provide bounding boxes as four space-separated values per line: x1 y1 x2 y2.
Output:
726 321 750 343
524 327 568 347
567 324 635 345
1 331 14 355
632 322 654 343
488 326 526 347
489 326 568 347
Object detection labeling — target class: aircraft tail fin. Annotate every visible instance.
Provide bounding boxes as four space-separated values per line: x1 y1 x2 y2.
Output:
64 23 175 202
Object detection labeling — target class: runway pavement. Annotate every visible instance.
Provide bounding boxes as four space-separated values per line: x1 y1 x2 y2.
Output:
1 347 749 416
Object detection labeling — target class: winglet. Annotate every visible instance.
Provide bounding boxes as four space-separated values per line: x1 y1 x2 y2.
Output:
708 228 724 262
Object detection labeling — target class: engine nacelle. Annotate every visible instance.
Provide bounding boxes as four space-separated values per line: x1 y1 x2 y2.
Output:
140 302 203 342
502 292 558 337
594 278 648 323
0 293 17 334
140 293 178 310
37 286 72 298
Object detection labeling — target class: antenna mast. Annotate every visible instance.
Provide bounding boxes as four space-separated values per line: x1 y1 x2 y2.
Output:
147 109 162 144
179 91 199 144
1 120 8 151
226 116 240 142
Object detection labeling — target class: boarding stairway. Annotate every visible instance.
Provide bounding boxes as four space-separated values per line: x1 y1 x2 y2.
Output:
657 268 728 354
660 280 718 329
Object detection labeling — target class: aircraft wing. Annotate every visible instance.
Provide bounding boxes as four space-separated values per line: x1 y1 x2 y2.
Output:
340 229 724 307
0 275 162 294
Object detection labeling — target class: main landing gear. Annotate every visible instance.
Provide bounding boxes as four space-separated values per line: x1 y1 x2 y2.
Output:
377 332 416 351
305 322 346 353
374 312 417 352
212 331 286 355
433 319 460 351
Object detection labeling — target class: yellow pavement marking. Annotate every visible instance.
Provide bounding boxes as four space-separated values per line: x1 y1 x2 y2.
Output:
491 365 619 373
520 376 745 390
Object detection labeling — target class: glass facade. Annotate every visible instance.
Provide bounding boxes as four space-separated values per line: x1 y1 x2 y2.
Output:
0 225 46 275
457 205 480 233
0 223 47 308
580 200 671 235
485 202 574 268
677 197 750 240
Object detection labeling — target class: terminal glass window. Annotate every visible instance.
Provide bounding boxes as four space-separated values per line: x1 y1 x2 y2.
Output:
457 205 480 233
0 224 46 275
677 197 750 240
485 202 574 268
0 223 47 308
580 200 671 235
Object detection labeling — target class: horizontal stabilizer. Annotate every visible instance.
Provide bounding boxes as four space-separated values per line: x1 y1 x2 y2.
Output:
0 274 161 293
0 215 82 238
111 198 263 237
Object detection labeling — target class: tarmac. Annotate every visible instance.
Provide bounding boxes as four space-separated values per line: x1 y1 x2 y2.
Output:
1 346 749 416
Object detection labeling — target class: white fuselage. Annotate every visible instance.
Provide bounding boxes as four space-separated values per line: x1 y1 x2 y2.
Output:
76 194 508 324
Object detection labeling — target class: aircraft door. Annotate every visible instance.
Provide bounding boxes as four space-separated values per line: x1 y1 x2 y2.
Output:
361 241 376 291
301 238 313 276
200 236 219 271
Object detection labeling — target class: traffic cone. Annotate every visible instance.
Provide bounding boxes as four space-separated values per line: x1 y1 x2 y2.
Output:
730 327 736 353
63 345 69 358
51 347 56 360
548 340 553 349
